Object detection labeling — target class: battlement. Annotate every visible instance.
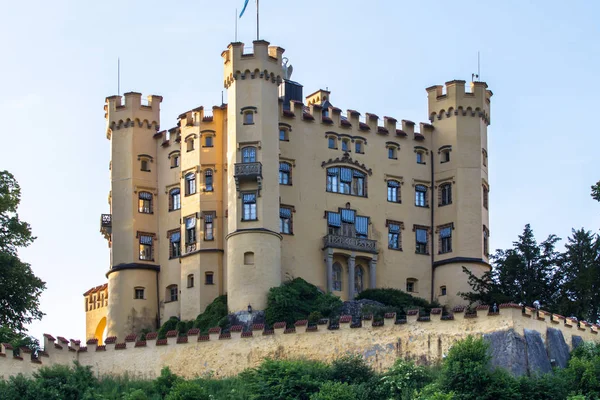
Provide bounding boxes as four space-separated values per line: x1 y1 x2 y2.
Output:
281 100 433 140
3 305 598 380
426 80 492 125
223 41 284 89
104 93 162 138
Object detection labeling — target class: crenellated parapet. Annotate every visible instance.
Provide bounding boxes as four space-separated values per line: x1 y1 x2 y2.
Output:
222 41 284 89
280 101 434 141
104 92 162 139
426 80 493 125
2 306 600 380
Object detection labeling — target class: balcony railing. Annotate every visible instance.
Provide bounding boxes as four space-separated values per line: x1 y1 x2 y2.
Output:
100 214 112 241
323 234 378 254
234 162 262 180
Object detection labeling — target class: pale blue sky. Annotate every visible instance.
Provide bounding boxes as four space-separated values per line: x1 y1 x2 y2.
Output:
1 0 599 342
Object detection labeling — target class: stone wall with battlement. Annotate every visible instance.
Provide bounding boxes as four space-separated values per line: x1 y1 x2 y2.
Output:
2 305 599 380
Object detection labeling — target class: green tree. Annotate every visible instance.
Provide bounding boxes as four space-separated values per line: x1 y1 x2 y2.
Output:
591 180 600 202
555 229 600 322
461 224 560 308
0 171 46 334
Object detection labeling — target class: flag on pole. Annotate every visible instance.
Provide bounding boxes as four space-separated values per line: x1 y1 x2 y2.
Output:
239 0 250 18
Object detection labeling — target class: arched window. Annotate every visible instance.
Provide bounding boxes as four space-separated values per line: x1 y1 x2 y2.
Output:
138 192 153 214
279 128 289 141
388 147 397 159
439 183 452 206
332 262 342 291
279 162 291 185
169 188 180 211
326 167 366 197
166 285 178 302
387 180 400 203
416 151 425 164
185 172 196 195
187 274 194 288
141 159 150 172
170 153 180 168
342 139 350 152
205 169 214 192
242 146 257 163
415 185 427 207
186 137 194 152
441 149 450 163
355 265 364 294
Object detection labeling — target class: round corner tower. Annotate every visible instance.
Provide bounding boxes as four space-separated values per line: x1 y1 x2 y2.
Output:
223 41 284 312
426 80 493 307
104 93 162 338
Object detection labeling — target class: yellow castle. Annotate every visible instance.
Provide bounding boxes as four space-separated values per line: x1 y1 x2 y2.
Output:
85 40 493 342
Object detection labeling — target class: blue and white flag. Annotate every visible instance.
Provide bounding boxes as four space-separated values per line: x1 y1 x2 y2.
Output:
239 0 250 18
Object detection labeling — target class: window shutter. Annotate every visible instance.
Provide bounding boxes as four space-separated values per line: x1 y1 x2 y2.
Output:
388 180 400 188
327 167 339 176
416 229 427 243
280 208 292 218
355 216 369 235
243 193 256 203
170 232 181 242
279 162 291 172
340 168 352 183
327 212 341 227
140 235 153 245
341 209 355 223
389 223 400 233
440 227 452 238
185 217 196 229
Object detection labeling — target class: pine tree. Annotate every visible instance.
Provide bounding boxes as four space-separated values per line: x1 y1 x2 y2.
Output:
556 229 600 322
461 224 560 308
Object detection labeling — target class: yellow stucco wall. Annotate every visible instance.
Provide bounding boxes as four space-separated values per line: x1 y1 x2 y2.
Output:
6 308 600 381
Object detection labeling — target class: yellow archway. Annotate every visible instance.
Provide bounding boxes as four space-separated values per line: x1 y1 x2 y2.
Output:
94 317 107 345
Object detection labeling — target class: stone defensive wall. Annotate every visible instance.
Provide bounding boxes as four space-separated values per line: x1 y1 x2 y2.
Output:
2 305 599 380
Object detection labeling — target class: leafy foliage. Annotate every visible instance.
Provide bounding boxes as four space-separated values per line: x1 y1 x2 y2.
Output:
379 359 433 399
0 171 45 334
592 180 600 202
193 294 229 333
356 288 440 316
265 278 342 326
329 354 375 385
461 224 561 309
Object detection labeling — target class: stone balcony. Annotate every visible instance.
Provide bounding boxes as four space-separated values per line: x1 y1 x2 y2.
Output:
234 162 262 194
323 234 378 254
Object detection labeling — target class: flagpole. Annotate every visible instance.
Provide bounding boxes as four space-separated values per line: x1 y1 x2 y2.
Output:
235 8 238 42
256 0 259 40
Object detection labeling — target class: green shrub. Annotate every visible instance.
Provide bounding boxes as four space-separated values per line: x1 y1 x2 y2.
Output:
153 367 181 398
241 358 330 399
356 288 439 315
265 278 342 326
194 295 229 333
380 359 432 399
32 362 97 400
439 336 492 399
164 381 209 400
329 354 374 385
415 383 455 400
308 311 324 325
310 382 359 400
122 388 149 400
157 317 180 339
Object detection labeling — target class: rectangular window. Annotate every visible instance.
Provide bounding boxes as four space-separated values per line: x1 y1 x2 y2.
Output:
139 234 153 260
279 162 291 185
204 212 215 241
185 216 196 244
169 230 181 259
205 136 213 147
342 140 349 152
169 286 178 302
440 286 447 296
416 152 425 164
141 160 150 171
138 192 153 214
388 147 396 159
242 193 257 221
355 142 363 153
134 288 145 299
187 139 194 152
279 129 286 141
483 186 489 209
187 274 194 288
388 222 401 250
171 155 179 168
415 186 427 207
205 272 214 285
416 228 428 254
244 111 254 125
387 181 400 203
440 226 452 254
279 207 293 234
327 212 341 235
406 281 415 293
483 227 489 256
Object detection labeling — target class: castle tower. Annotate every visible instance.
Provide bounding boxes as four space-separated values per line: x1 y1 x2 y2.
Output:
427 81 493 306
104 93 162 338
222 41 284 312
